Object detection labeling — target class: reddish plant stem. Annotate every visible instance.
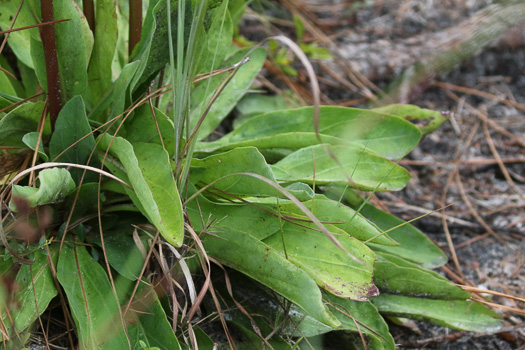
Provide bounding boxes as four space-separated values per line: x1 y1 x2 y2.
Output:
40 0 62 131
129 0 142 57
83 0 95 32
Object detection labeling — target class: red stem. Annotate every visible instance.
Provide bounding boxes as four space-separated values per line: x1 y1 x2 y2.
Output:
40 0 62 131
129 0 142 57
83 0 95 32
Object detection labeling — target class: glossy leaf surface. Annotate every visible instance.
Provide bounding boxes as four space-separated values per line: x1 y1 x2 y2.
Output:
99 135 184 247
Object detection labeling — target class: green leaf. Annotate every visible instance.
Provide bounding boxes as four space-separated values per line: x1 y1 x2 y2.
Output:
235 94 293 121
124 104 176 157
293 15 304 42
29 31 47 92
186 195 282 241
0 102 49 148
57 245 130 349
275 198 398 245
64 183 101 223
359 203 447 268
372 104 450 136
371 294 502 332
203 228 341 327
264 222 378 301
53 0 93 103
190 47 266 139
87 0 118 106
106 61 141 121
0 65 16 98
272 144 410 191
98 135 184 247
10 168 76 212
198 106 421 160
3 249 57 336
49 96 98 184
196 1 234 74
373 260 470 300
287 293 395 350
226 320 291 350
0 0 36 68
114 277 181 349
88 233 146 281
227 275 393 350
325 293 394 350
22 132 48 161
130 0 193 92
190 147 279 197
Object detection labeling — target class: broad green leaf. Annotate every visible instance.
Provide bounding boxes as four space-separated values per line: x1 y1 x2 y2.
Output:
98 135 184 247
0 66 16 98
0 49 25 98
264 222 378 301
276 198 398 245
106 61 141 121
54 0 93 103
0 102 49 148
234 94 293 122
130 0 193 92
190 47 266 139
190 147 280 197
0 0 36 68
372 104 450 135
22 132 48 161
203 228 341 327
88 0 118 106
30 32 47 91
186 195 282 241
197 106 421 159
196 1 234 74
88 233 146 281
371 294 502 332
65 183 101 223
10 168 76 212
49 96 98 184
283 182 315 201
124 104 176 157
272 144 410 191
360 203 447 268
3 249 57 336
114 277 181 349
373 261 470 300
19 56 39 97
57 245 130 349
312 293 394 350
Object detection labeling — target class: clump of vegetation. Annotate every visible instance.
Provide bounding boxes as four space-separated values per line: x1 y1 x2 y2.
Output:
0 0 502 349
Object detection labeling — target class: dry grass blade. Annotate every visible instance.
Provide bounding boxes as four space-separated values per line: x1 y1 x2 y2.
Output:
482 121 524 199
434 81 525 113
123 230 161 318
4 162 131 194
264 35 321 139
459 285 525 304
185 223 212 323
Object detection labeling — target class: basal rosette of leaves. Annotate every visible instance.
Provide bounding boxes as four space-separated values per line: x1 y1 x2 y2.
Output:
0 0 501 349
